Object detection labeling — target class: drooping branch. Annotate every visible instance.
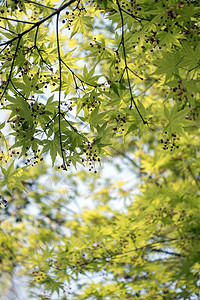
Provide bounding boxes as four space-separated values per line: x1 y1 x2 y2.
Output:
56 12 66 170
116 0 147 125
0 36 21 102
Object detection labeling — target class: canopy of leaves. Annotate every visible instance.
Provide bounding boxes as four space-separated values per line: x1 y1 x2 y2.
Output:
0 0 200 299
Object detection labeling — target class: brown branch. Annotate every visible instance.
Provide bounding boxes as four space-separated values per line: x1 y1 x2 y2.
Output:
150 248 183 257
45 113 59 128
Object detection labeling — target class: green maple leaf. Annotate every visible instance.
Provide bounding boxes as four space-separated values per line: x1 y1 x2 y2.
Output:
42 137 60 166
0 161 31 193
163 105 192 135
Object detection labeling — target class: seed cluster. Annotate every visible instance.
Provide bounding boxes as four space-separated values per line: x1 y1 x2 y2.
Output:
0 0 44 20
0 50 56 105
32 270 45 282
62 5 86 30
24 149 43 166
29 5 44 21
29 101 46 117
82 95 101 112
0 1 24 14
59 159 71 171
113 59 122 76
19 72 56 91
0 45 30 75
8 115 29 138
171 79 189 102
186 108 199 121
133 0 200 59
61 101 73 112
38 74 58 90
152 208 187 224
0 145 43 167
89 38 106 54
161 132 179 151
112 114 126 133
0 45 15 68
82 140 100 172
0 148 16 163
58 138 101 172
7 101 46 138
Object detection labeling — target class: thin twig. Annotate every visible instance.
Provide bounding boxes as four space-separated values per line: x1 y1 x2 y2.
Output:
128 67 144 81
62 114 84 137
0 44 7 54
61 58 97 89
151 248 183 257
120 8 150 21
0 25 18 35
0 16 35 24
45 113 59 128
10 80 31 101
